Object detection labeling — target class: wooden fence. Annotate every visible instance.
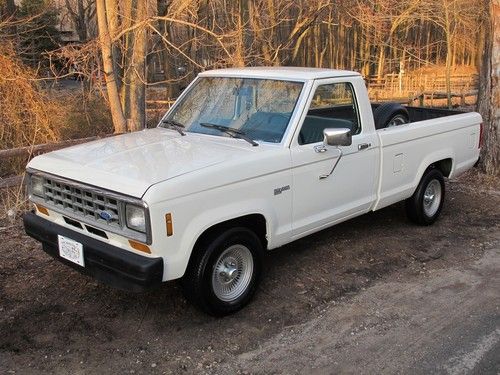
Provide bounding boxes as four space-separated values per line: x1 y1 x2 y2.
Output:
366 73 478 103
0 136 111 189
367 73 478 93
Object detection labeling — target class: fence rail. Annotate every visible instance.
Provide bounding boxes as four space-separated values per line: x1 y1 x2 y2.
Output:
366 73 478 99
0 136 102 159
0 135 112 189
0 175 25 189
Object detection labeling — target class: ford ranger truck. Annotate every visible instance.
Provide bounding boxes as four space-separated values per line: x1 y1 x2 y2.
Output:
23 67 482 315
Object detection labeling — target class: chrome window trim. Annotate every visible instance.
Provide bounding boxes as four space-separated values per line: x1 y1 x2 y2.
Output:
27 168 152 244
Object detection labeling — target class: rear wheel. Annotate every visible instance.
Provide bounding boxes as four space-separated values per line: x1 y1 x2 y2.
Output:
181 227 263 316
405 168 445 225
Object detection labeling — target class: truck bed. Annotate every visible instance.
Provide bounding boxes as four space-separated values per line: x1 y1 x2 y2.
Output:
374 110 482 211
371 103 465 123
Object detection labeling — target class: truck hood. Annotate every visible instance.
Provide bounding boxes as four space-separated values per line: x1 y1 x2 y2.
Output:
27 128 258 198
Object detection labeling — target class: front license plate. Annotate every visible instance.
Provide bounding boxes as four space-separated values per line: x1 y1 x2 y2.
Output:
58 235 85 267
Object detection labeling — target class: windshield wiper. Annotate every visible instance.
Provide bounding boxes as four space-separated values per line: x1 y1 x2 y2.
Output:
200 123 258 146
162 119 186 136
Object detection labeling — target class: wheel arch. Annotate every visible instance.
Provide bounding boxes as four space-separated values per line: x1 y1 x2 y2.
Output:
430 158 453 178
175 212 269 279
193 213 268 252
411 156 453 197
180 215 267 315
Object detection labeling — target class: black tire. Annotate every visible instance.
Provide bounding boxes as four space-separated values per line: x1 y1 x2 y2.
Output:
405 168 445 225
180 227 263 316
373 103 409 130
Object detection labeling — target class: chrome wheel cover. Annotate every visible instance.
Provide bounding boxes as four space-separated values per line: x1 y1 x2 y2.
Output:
212 245 254 302
423 179 442 217
387 114 408 127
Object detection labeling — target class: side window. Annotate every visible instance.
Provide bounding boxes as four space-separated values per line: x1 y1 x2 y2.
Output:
298 82 360 145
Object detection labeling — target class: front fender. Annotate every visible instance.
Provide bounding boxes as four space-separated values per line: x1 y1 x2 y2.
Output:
174 199 277 279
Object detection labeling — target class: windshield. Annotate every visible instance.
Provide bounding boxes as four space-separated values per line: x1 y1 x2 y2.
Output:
161 77 304 143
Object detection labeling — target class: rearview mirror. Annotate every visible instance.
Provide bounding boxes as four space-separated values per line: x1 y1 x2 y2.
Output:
323 128 352 147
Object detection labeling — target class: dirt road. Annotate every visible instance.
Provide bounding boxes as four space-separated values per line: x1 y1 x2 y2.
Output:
225 242 500 374
0 171 499 374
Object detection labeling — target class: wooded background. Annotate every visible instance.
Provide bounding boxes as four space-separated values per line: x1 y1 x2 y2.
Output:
0 0 498 175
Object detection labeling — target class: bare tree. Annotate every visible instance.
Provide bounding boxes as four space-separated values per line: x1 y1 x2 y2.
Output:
63 0 95 41
96 0 126 133
477 0 500 176
4 0 494 151
94 0 151 133
128 0 148 131
419 0 482 108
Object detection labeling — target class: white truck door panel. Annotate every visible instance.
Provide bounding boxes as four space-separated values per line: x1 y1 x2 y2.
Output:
291 137 377 236
290 79 378 238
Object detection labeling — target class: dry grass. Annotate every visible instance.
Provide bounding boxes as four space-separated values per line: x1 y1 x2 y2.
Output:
0 185 30 224
0 90 112 216
0 44 112 217
0 43 63 179
0 44 62 151
0 50 112 176
56 92 112 140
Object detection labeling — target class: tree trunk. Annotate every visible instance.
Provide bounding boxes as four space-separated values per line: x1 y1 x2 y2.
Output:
157 0 178 98
477 0 500 176
445 32 452 109
234 0 249 67
76 0 87 41
129 0 148 131
376 45 385 80
442 0 453 109
119 0 133 120
2 0 17 35
64 0 88 41
96 0 127 134
105 0 120 88
4 0 15 15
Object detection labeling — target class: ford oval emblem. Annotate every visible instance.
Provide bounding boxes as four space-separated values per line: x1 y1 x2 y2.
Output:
99 210 113 221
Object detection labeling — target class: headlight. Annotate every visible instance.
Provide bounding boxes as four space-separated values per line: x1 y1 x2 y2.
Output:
31 175 44 197
126 204 146 232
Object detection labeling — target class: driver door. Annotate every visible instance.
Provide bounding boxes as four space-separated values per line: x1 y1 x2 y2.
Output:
290 79 378 238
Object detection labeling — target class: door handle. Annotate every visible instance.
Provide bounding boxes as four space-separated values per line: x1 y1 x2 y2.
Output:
314 144 327 153
358 143 371 151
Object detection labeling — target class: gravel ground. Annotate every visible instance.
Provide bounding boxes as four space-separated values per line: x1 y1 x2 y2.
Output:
0 170 498 374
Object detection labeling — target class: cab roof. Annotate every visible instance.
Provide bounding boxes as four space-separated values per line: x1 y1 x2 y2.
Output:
199 67 361 81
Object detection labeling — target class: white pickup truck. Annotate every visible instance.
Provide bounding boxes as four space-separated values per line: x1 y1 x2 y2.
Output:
24 67 482 315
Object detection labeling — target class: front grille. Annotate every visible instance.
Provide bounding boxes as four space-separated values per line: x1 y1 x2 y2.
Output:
40 176 122 228
28 170 151 244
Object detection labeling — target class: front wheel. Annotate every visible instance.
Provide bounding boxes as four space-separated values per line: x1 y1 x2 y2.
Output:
405 168 445 225
181 227 263 316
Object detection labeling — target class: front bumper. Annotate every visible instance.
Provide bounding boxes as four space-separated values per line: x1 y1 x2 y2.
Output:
23 212 163 292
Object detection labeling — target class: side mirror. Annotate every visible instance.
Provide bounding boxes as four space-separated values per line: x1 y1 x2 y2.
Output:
323 128 352 147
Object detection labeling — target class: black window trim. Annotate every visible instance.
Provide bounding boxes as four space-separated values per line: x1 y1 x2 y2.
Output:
296 81 362 146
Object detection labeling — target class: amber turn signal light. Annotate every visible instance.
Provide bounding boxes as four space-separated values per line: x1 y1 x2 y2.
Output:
35 204 49 216
165 213 173 236
129 240 151 254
